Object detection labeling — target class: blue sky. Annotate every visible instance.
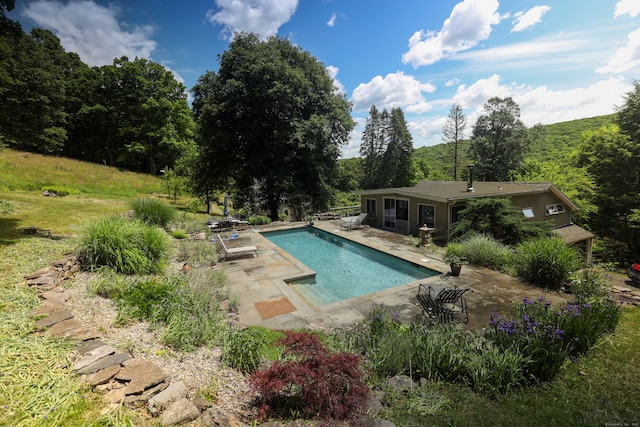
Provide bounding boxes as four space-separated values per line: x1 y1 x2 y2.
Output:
9 0 640 158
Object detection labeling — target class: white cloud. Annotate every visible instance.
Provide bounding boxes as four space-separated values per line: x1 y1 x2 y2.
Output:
351 72 436 113
401 0 502 68
327 12 345 27
451 74 513 110
207 0 298 40
21 0 157 67
326 65 345 94
615 0 640 18
445 78 460 87
596 27 640 74
511 5 550 32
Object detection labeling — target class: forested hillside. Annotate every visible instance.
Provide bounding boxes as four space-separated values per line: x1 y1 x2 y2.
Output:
413 114 617 179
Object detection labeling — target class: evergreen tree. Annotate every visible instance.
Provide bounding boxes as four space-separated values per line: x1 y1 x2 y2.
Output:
360 105 385 189
442 104 467 181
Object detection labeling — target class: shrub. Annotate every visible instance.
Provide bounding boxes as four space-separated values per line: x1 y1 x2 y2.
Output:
514 237 582 290
461 233 512 270
86 267 131 299
248 215 271 225
130 197 176 227
465 343 528 396
78 215 170 275
221 327 285 373
250 331 369 423
443 242 466 265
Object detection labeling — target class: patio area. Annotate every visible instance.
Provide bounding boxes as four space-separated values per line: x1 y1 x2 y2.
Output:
215 220 570 332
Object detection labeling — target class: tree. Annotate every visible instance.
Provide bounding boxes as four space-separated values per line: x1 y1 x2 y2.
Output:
449 197 551 245
442 104 467 180
467 97 530 181
360 106 414 188
577 124 640 261
193 33 354 221
360 105 385 189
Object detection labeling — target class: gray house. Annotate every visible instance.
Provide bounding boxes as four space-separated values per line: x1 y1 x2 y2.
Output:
358 180 594 264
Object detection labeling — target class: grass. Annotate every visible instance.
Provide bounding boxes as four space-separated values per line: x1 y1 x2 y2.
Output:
1 149 640 425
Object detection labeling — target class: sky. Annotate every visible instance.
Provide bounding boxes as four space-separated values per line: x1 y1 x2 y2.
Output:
8 0 640 158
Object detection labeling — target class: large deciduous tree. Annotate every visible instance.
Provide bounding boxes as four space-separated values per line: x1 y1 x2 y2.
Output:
192 33 354 220
442 104 467 181
467 97 529 181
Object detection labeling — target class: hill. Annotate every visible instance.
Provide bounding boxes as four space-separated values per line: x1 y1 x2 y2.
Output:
413 114 617 178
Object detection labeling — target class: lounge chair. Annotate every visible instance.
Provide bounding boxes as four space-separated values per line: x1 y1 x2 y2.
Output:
340 212 368 230
416 283 471 323
216 234 258 261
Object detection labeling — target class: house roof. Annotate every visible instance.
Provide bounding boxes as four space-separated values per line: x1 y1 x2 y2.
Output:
553 224 595 243
359 181 579 211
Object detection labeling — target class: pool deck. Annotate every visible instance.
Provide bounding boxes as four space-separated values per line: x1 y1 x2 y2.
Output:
217 221 570 332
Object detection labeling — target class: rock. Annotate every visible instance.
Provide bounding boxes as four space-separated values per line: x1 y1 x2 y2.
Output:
116 359 169 395
386 375 416 391
77 339 108 355
25 267 54 279
124 379 169 405
22 226 40 234
42 318 83 338
363 391 385 417
200 406 249 427
30 304 66 318
35 309 74 330
192 397 213 412
88 365 121 386
73 345 117 371
159 398 200 426
103 387 127 405
76 352 131 375
27 272 59 289
148 380 188 416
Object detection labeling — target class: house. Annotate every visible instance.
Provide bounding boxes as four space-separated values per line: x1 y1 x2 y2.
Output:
358 180 594 264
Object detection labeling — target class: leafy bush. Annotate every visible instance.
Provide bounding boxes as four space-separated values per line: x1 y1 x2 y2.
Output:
221 327 285 373
250 331 369 423
443 242 466 265
248 215 271 225
487 291 622 381
130 197 176 227
515 237 582 290
78 215 170 275
86 267 132 299
460 233 512 270
465 343 528 396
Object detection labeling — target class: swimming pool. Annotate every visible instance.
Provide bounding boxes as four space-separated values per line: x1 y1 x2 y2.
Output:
262 227 438 306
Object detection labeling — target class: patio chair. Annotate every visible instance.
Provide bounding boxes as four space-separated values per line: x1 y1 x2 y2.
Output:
216 234 258 261
340 212 368 231
416 283 471 323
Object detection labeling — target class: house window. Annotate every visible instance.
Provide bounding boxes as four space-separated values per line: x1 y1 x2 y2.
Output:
522 207 534 219
418 204 435 228
546 203 565 215
366 198 377 217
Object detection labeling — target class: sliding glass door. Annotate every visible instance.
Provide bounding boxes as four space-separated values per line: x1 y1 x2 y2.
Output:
384 197 409 233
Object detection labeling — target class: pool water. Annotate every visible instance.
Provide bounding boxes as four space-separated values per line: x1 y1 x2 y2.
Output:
262 227 438 306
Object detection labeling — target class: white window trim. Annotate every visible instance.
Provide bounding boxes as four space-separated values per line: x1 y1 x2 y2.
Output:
545 203 565 216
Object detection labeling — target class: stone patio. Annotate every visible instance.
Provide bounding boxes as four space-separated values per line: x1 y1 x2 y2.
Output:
216 220 572 332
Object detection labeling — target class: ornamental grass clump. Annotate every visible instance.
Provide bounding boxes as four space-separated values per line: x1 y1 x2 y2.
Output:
514 237 582 290
130 197 176 228
250 331 370 423
460 233 512 270
78 215 170 275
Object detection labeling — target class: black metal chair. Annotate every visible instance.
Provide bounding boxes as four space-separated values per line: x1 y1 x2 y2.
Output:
417 283 471 323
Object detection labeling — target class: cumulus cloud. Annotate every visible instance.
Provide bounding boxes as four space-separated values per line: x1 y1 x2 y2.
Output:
207 0 298 40
326 65 345 94
511 5 550 32
21 0 157 67
614 0 640 18
351 72 436 113
596 27 640 74
401 0 502 68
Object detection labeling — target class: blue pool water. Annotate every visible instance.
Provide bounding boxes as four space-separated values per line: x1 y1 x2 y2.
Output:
262 228 438 306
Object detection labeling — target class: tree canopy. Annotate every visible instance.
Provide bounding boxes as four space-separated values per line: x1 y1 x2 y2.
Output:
360 105 414 189
192 33 354 220
467 97 530 181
